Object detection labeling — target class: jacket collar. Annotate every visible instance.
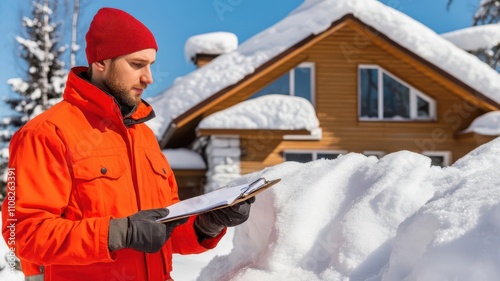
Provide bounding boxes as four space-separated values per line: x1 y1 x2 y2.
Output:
63 67 155 127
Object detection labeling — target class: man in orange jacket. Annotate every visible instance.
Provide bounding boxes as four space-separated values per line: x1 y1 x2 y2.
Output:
1 7 254 281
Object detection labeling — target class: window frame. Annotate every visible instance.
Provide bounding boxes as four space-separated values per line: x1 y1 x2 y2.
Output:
252 62 316 107
358 65 436 121
421 151 451 167
283 149 348 163
290 62 316 107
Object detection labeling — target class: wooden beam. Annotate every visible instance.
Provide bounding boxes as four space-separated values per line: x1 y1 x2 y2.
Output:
197 128 312 138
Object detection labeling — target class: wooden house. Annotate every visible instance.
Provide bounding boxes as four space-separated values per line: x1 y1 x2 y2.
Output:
148 0 500 197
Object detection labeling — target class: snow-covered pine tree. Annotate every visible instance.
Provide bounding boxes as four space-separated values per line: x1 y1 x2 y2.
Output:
0 0 68 199
471 0 500 70
70 0 81 68
447 0 500 71
473 0 500 25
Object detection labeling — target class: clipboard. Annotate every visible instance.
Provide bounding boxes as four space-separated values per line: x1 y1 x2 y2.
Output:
156 177 281 223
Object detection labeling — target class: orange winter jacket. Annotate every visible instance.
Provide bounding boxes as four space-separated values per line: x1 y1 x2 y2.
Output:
1 67 225 281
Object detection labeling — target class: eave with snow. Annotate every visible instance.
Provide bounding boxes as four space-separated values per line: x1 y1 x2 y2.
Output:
197 94 317 138
147 0 500 195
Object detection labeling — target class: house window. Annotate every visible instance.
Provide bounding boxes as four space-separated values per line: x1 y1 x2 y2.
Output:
284 152 313 163
283 150 347 163
358 65 436 121
251 62 315 106
422 151 451 167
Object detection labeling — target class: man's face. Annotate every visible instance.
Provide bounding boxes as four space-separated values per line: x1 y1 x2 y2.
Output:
101 48 156 107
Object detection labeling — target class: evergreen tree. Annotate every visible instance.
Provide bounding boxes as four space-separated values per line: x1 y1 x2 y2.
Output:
472 0 500 70
0 0 68 199
447 0 500 71
473 0 500 25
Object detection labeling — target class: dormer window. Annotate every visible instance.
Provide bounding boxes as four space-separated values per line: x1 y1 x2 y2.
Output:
358 65 436 121
251 62 315 106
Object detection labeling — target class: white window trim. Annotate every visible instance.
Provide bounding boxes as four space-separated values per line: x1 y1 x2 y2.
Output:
283 149 348 161
414 90 436 120
291 62 316 107
358 64 436 121
252 62 316 107
422 151 451 166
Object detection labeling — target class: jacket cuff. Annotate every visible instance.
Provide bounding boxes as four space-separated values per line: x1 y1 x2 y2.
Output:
108 218 128 251
99 216 116 262
170 216 226 254
199 227 227 249
193 214 225 239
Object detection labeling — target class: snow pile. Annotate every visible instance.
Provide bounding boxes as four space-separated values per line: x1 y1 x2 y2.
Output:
442 23 500 51
460 111 500 136
198 95 319 131
185 31 238 62
147 0 500 140
162 148 206 170
170 137 500 280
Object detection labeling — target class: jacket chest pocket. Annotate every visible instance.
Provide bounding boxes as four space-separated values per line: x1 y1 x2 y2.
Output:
72 154 131 217
141 149 175 207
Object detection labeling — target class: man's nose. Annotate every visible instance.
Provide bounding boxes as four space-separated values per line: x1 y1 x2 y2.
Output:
141 66 153 85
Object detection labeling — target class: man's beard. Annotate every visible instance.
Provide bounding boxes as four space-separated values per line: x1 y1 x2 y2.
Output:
103 63 141 108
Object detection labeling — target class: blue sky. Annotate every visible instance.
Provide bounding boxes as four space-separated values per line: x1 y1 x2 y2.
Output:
0 0 480 118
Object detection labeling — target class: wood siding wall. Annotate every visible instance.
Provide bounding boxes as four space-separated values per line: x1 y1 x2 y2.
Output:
209 23 495 175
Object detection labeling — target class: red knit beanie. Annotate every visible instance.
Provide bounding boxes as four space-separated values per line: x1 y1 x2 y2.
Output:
85 7 158 64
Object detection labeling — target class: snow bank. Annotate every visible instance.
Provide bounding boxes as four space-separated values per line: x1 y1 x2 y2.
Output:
186 137 500 280
442 23 500 51
185 31 238 62
198 95 319 131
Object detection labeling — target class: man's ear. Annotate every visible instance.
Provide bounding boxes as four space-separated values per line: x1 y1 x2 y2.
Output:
93 60 106 71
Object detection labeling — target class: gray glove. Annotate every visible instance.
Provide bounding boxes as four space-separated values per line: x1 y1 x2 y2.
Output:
109 208 187 253
194 197 255 239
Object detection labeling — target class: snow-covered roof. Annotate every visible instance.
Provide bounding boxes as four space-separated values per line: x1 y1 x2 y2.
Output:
162 148 206 170
198 95 319 131
461 111 500 136
147 0 500 140
441 23 500 51
184 31 238 62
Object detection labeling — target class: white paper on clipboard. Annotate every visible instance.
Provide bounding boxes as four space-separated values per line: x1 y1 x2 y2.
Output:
156 177 280 223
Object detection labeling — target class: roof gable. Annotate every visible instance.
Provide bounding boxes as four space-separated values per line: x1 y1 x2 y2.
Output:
147 0 500 145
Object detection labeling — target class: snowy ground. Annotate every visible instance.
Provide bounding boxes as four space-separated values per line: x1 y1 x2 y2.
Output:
2 137 500 280
175 136 500 280
171 228 235 280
